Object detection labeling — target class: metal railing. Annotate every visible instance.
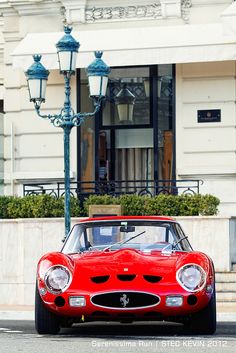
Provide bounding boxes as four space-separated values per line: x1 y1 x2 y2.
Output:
23 179 203 200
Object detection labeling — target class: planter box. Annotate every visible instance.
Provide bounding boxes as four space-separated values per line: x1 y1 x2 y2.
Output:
89 204 122 217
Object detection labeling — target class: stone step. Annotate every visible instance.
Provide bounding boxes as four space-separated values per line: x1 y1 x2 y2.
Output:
216 282 236 292
215 272 236 283
216 291 236 302
217 301 236 308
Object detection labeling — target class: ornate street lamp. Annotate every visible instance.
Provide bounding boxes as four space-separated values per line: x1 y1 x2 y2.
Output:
114 83 135 122
26 54 49 102
25 26 110 239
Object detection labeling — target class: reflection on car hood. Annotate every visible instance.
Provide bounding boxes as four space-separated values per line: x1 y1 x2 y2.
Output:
69 249 188 277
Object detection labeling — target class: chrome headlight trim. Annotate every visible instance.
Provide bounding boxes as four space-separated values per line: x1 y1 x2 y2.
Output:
44 265 72 294
176 263 206 293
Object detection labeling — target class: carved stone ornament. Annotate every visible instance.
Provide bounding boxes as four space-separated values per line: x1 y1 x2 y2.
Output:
84 1 192 23
181 0 192 23
85 3 162 22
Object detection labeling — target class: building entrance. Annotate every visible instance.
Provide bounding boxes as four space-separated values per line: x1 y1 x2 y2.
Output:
79 64 175 196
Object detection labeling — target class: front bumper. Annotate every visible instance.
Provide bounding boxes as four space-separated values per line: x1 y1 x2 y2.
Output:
38 285 213 321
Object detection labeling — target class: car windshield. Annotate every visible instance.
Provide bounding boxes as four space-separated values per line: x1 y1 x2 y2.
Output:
62 220 192 254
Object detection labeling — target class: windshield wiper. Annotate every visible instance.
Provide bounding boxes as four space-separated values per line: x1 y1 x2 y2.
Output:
173 236 188 249
161 236 188 255
103 231 146 252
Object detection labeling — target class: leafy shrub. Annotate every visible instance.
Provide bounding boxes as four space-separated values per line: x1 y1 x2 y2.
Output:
198 194 220 216
0 196 15 218
83 193 220 217
6 196 34 218
0 193 220 219
70 197 83 217
143 194 181 216
119 194 148 216
0 194 82 218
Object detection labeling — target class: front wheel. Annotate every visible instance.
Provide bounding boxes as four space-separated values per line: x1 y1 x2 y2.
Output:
35 286 61 335
186 289 216 335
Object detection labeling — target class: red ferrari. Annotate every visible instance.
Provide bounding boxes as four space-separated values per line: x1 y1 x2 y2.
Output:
35 216 216 334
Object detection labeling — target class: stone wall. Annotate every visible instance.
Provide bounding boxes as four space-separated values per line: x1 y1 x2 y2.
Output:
176 61 236 216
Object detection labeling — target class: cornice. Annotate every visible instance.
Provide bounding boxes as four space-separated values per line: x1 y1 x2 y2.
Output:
0 0 61 16
0 0 192 22
61 0 192 24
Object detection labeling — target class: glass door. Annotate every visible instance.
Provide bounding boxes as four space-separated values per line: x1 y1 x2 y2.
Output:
97 128 153 194
97 66 153 194
78 64 175 196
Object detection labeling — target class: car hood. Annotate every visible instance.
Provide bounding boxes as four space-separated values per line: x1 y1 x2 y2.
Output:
68 249 209 278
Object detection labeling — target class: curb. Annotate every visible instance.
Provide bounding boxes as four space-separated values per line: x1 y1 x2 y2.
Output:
0 311 34 321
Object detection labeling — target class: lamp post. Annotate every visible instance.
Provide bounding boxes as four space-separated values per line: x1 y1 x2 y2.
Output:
25 26 110 239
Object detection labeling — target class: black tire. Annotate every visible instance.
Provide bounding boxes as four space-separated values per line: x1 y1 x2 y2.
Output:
35 286 61 335
186 289 216 335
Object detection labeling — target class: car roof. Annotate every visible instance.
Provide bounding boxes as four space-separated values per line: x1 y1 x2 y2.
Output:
79 215 175 223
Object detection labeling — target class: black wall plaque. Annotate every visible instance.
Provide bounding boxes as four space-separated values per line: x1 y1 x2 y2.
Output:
197 109 221 123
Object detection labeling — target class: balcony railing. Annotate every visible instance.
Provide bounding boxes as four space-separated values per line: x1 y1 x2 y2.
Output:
23 179 203 201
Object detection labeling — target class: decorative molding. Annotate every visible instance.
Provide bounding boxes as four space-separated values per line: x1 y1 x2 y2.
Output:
181 0 192 23
0 1 192 23
84 1 192 23
85 3 162 22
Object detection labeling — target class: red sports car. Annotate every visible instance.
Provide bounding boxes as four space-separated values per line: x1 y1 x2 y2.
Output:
35 216 216 335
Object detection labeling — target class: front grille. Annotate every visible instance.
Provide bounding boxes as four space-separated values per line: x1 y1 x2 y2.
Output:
91 291 160 309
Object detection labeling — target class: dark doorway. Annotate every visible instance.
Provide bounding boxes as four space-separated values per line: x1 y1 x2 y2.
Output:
77 64 175 195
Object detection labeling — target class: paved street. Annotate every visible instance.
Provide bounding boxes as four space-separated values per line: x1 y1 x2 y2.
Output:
0 320 236 353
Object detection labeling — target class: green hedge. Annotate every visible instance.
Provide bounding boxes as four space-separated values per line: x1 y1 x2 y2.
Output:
83 193 220 216
0 195 82 219
0 193 220 219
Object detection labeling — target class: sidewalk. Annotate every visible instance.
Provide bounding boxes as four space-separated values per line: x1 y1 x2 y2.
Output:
0 304 235 322
0 305 34 321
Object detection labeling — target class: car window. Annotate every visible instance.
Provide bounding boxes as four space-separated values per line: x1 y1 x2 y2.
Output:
61 220 189 254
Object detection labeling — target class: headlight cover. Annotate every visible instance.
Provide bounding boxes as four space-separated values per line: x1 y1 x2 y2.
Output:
177 264 206 292
44 265 72 294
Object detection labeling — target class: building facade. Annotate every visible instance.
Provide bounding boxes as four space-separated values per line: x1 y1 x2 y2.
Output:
0 0 236 215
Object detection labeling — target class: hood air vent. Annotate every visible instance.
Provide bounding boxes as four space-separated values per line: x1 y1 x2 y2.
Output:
143 275 162 283
91 275 110 284
117 274 136 281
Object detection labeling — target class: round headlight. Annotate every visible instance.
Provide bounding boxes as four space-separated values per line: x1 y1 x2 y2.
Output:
45 265 71 294
177 264 206 292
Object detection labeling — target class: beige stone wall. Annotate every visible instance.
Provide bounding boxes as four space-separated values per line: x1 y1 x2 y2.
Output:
176 61 236 215
0 218 79 305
